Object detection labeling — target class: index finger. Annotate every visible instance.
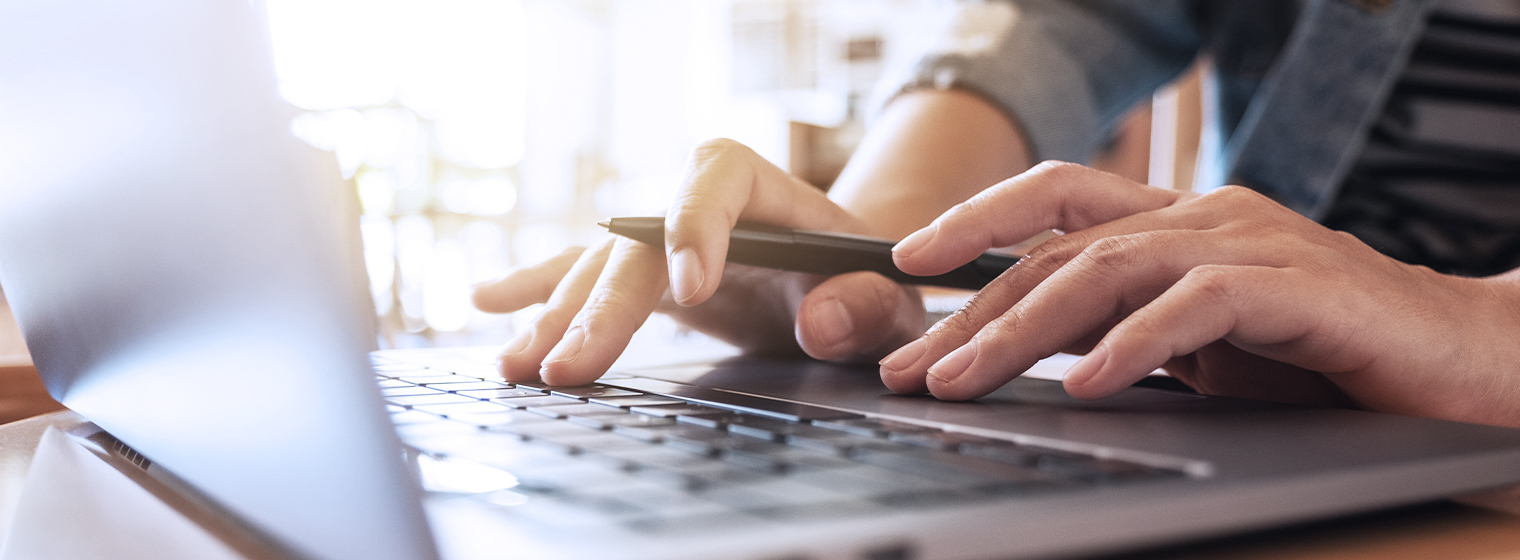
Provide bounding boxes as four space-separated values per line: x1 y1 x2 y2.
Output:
664 139 866 306
892 161 1184 276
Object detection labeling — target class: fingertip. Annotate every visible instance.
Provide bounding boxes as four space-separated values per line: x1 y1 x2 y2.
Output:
537 364 594 387
495 353 540 382
1061 346 1127 400
879 361 930 395
796 297 855 360
893 222 937 261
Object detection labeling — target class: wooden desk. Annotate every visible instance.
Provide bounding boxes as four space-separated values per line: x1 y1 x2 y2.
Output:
0 290 65 425
0 362 64 425
1119 501 1520 560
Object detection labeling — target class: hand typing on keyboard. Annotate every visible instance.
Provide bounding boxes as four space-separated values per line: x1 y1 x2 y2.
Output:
470 148 920 385
471 92 1029 387
879 162 1520 429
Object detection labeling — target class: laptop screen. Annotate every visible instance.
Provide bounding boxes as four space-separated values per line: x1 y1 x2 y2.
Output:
0 1 434 558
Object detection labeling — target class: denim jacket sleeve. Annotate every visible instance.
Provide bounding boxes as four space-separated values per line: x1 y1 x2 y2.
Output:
880 0 1439 221
878 0 1204 165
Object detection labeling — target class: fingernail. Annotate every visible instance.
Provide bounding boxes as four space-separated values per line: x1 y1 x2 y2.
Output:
928 339 978 383
812 298 854 349
541 326 586 368
1064 345 1109 387
893 223 938 259
498 330 532 359
879 338 927 372
669 247 705 304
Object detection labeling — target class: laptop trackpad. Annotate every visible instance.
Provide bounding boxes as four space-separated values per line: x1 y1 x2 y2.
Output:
625 355 1208 418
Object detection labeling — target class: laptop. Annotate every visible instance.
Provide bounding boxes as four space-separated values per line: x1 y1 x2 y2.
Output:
4 1 1520 559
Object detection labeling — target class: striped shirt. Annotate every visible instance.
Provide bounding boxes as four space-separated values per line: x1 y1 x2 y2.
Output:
1321 0 1520 277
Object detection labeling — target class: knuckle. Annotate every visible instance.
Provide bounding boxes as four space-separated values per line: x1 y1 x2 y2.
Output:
1028 160 1084 180
1020 234 1082 274
929 294 999 339
1075 234 1149 272
1183 265 1241 302
1205 185 1279 215
691 137 747 158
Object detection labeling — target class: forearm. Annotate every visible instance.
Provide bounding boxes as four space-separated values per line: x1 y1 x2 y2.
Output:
828 90 1033 239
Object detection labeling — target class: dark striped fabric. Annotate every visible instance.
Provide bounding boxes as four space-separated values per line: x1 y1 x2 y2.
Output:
1321 0 1520 277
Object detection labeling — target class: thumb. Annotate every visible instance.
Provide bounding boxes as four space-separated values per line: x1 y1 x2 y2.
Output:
795 271 926 362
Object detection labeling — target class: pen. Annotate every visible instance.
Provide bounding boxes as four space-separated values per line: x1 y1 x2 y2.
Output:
598 217 1019 290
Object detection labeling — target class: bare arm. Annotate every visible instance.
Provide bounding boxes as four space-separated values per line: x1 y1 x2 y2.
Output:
828 89 1032 238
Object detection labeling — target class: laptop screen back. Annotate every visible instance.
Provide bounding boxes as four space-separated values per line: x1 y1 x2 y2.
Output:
0 1 434 558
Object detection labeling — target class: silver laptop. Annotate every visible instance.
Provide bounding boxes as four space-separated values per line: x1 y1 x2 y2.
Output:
4 1 1520 559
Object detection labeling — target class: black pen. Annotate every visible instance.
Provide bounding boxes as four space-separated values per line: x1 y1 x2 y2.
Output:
598 217 1019 290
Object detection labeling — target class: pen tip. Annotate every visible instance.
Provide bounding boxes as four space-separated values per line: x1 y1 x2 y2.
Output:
596 220 610 229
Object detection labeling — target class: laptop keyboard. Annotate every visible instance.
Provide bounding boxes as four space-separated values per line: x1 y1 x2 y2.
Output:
375 359 1191 533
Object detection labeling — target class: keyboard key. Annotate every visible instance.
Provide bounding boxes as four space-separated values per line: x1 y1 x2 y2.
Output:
785 427 903 455
788 465 958 498
373 365 429 377
490 418 604 441
549 386 644 399
455 388 545 400
888 430 998 451
717 415 802 441
395 373 480 384
411 401 513 417
660 426 748 457
527 403 630 420
435 364 508 379
565 413 633 430
811 417 936 438
446 411 542 429
606 415 680 442
610 450 768 490
390 409 445 425
576 481 731 517
588 395 685 408
421 381 513 392
599 377 861 422
377 378 416 388
528 432 650 456
491 395 585 409
673 414 741 429
381 386 443 398
628 404 731 418
387 393 480 408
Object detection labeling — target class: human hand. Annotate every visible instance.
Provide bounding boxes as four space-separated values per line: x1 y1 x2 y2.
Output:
878 162 1520 428
472 139 926 386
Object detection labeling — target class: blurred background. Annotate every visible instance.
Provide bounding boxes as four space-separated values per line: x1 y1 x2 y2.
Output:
260 0 1202 349
264 0 949 348
0 0 1203 420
